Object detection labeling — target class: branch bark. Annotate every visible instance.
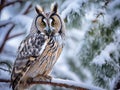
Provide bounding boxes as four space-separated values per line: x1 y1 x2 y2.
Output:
4 1 23 7
0 24 15 53
0 1 32 53
0 78 104 90
0 67 11 72
0 20 12 27
21 2 32 15
0 0 23 11
7 32 26 40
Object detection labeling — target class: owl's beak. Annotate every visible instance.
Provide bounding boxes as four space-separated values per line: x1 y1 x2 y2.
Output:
47 28 51 34
44 26 52 36
47 27 52 33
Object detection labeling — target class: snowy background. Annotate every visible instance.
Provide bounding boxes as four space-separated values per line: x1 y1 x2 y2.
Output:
0 0 120 90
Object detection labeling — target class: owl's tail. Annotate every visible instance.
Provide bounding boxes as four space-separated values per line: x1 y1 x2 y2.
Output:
11 82 32 90
11 73 22 90
11 61 32 90
15 84 30 90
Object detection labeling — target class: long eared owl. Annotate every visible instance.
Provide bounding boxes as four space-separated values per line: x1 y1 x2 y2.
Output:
11 3 65 90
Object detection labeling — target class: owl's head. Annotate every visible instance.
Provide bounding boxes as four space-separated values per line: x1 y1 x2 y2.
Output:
35 3 65 37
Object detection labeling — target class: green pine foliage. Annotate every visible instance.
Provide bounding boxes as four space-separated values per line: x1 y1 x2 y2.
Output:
78 0 120 89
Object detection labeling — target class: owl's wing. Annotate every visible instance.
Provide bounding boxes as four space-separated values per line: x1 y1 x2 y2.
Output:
11 34 46 90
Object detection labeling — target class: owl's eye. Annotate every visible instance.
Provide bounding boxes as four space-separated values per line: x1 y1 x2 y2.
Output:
51 21 54 26
40 18 46 26
51 19 57 26
40 21 46 26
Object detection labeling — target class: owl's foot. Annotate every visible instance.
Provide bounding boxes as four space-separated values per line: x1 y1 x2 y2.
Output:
27 77 33 83
43 75 52 82
33 74 52 82
20 79 31 88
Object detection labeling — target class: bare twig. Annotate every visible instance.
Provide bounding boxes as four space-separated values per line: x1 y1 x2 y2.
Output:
0 1 32 53
0 20 12 27
7 32 26 40
102 0 111 8
0 78 104 90
0 0 23 11
92 0 111 23
0 24 15 53
0 79 10 83
22 3 32 15
4 1 23 7
0 23 26 53
0 67 11 73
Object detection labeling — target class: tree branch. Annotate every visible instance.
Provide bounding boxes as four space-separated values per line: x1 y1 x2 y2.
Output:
0 24 15 53
4 0 23 7
0 0 23 11
0 67 11 73
0 20 12 27
21 2 32 15
7 32 26 40
0 78 104 90
0 1 32 53
92 0 111 23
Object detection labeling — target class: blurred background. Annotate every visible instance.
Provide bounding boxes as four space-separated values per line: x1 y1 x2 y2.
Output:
0 0 120 90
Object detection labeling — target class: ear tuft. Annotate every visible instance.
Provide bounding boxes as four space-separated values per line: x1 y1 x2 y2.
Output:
51 2 58 13
35 5 44 14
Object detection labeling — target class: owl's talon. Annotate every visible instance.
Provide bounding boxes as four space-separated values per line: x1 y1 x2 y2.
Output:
44 75 52 82
20 80 29 87
27 77 33 83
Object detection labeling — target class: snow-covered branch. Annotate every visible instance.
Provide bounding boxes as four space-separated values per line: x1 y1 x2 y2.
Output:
0 0 23 11
19 2 32 15
0 20 12 27
0 78 104 90
0 24 15 53
0 1 32 53
7 32 26 40
3 1 23 8
0 67 11 73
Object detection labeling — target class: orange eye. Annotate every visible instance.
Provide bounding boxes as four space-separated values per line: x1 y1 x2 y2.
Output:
51 21 54 26
41 22 46 26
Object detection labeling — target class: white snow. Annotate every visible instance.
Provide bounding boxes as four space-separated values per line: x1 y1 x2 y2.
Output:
19 1 32 14
0 67 11 90
61 1 80 19
0 24 14 47
108 0 120 10
11 15 33 32
61 0 88 20
92 43 117 66
92 28 120 67
52 78 105 90
110 73 120 90
0 20 11 26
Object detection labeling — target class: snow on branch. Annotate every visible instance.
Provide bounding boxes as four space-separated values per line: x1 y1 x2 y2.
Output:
7 32 26 40
0 1 32 53
0 0 23 11
3 0 23 8
0 24 15 53
0 78 104 90
19 1 32 15
0 20 12 27
0 67 11 72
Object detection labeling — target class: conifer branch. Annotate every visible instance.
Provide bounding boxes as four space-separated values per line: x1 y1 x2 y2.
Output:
0 78 104 90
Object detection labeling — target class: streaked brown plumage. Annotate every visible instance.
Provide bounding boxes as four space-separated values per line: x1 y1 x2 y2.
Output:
11 2 65 90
